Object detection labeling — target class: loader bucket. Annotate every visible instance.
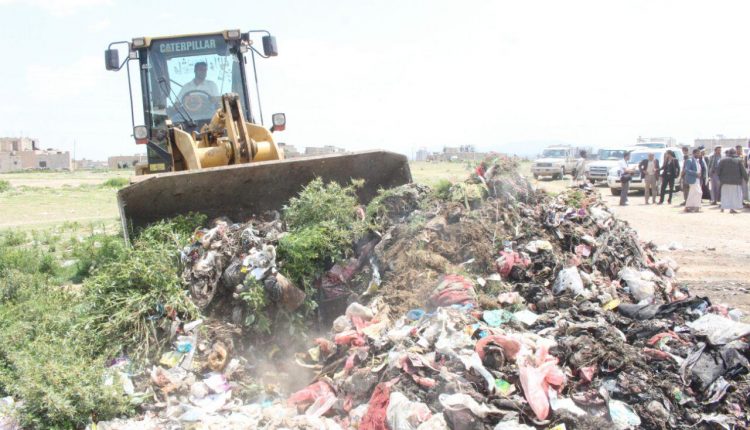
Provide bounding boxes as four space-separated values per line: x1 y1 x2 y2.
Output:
117 150 411 240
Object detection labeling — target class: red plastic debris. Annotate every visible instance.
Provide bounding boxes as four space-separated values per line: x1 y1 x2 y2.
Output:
475 334 522 361
518 346 565 420
428 275 477 308
496 251 531 279
359 382 392 430
288 380 336 414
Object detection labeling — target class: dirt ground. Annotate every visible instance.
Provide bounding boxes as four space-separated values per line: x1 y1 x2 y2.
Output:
0 170 130 188
531 174 750 317
0 170 128 230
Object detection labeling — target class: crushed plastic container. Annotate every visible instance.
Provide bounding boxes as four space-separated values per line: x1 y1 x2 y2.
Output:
553 266 584 296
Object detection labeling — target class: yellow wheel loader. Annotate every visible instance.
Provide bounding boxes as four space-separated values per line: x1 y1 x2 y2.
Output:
104 29 410 239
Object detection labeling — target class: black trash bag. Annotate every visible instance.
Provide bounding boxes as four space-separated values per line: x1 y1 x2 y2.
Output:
681 342 750 394
221 259 246 290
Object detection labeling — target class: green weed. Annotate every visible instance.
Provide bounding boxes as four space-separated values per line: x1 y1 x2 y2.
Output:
100 177 130 188
434 179 452 200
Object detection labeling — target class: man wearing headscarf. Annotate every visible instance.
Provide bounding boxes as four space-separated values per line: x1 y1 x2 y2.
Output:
684 148 703 212
679 146 690 205
707 145 722 205
699 147 710 200
737 144 749 201
717 148 749 213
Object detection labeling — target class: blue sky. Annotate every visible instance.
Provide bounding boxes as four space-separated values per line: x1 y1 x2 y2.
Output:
2 0 750 160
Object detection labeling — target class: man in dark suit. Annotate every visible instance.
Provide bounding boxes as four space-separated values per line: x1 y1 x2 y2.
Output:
699 147 710 200
638 152 660 204
658 150 680 204
707 145 722 204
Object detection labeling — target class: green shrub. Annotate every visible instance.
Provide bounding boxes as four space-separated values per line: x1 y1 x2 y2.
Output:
278 223 347 286
434 179 452 200
284 178 364 234
100 177 130 188
78 216 202 359
69 233 127 282
0 230 26 247
133 212 206 249
0 215 208 427
0 270 130 428
0 179 10 193
279 179 366 285
0 243 60 276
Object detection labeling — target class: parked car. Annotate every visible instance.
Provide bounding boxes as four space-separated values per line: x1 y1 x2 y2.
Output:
531 146 588 179
607 148 684 195
586 146 639 183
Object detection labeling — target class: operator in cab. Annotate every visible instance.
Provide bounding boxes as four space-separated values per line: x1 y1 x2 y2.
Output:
175 62 220 119
178 62 219 100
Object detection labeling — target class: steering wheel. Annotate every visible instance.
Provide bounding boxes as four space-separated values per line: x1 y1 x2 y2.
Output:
180 90 215 116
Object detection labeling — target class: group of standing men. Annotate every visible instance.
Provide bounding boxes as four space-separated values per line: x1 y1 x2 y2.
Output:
618 144 749 213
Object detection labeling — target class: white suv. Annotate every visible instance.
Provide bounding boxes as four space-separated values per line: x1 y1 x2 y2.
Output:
587 147 638 183
607 148 684 195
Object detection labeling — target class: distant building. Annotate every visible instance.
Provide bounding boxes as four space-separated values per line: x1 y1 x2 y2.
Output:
694 137 748 151
415 149 430 161
0 137 71 172
278 143 302 158
108 154 147 170
0 137 37 152
443 146 460 154
431 145 486 162
74 159 108 170
637 136 677 147
305 145 346 156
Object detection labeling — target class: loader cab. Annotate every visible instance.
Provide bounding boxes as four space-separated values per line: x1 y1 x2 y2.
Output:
105 30 278 173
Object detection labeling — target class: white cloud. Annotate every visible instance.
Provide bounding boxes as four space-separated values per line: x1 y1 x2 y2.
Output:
26 56 104 101
0 0 111 16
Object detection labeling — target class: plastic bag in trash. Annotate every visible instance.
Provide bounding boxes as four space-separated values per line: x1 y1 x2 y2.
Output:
518 345 566 420
221 259 246 289
525 240 553 253
416 413 448 430
493 420 536 430
386 392 432 430
275 273 306 311
346 302 375 321
438 393 503 418
1 397 21 430
608 399 641 429
496 251 531 279
288 381 336 418
553 266 584 296
619 268 656 302
483 309 513 327
513 309 539 326
686 313 750 345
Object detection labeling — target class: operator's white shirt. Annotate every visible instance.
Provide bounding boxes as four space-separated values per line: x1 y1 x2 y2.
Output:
176 79 219 100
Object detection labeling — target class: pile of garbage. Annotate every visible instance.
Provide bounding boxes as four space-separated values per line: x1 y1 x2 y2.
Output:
88 157 748 429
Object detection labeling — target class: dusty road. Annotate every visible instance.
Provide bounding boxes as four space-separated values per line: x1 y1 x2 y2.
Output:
532 176 750 316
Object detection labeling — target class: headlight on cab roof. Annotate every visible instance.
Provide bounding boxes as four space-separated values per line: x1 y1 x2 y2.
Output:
131 37 146 49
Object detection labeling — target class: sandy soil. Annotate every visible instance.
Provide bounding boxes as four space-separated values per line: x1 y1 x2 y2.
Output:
0 170 130 189
532 176 750 316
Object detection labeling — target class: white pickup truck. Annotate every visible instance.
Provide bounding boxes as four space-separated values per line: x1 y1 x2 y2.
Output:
586 146 637 183
531 146 581 179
